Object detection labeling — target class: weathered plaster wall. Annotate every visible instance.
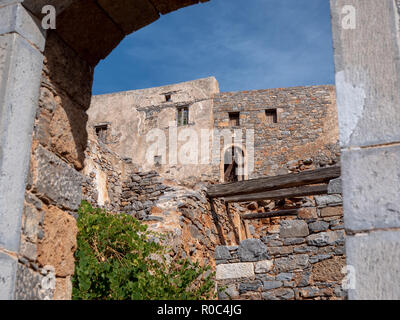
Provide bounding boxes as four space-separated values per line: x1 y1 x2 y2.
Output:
89 83 339 185
88 77 220 182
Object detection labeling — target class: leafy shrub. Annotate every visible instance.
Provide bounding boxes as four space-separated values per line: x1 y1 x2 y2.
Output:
72 201 215 300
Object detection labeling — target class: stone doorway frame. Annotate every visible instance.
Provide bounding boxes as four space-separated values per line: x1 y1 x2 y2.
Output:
1 0 400 299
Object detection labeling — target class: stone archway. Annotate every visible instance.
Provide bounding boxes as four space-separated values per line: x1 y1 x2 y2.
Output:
1 0 400 300
0 0 212 300
221 144 247 183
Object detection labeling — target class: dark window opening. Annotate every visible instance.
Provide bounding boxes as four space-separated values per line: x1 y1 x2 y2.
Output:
229 112 240 126
165 94 172 102
177 106 189 126
265 109 278 124
95 124 108 143
154 155 162 166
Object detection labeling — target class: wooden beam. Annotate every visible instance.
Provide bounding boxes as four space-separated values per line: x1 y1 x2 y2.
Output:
207 166 340 198
241 209 298 220
224 184 328 203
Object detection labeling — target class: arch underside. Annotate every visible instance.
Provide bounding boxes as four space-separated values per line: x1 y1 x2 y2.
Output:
23 0 210 66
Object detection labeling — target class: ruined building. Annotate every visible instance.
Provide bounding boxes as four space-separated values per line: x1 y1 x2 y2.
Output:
83 77 346 300
1 0 399 301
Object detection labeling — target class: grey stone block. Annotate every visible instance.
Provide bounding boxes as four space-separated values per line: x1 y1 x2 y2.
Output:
306 230 344 247
262 280 283 291
238 239 269 262
33 146 83 211
276 288 295 300
309 254 332 264
314 195 342 207
0 3 45 51
14 263 54 300
342 146 400 231
218 284 239 300
20 240 37 261
331 0 400 148
346 231 400 300
328 178 342 194
239 281 262 293
279 220 309 238
0 33 43 252
0 252 17 299
275 254 309 272
254 260 273 274
308 221 330 233
276 273 293 281
283 237 305 246
23 205 39 242
214 246 232 260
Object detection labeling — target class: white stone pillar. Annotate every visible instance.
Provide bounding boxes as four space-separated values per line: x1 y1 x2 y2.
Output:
0 1 45 299
330 0 400 299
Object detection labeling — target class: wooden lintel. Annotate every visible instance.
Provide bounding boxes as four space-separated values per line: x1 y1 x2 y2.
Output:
207 166 340 198
224 184 328 203
241 209 298 220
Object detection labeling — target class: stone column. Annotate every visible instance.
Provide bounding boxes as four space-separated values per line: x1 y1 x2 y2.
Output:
330 0 400 299
0 1 45 299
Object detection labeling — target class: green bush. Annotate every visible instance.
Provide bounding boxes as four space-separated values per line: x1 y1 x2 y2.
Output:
72 201 215 300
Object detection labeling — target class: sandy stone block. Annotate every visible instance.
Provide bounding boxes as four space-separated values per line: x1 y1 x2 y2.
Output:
54 276 73 300
312 256 346 283
216 263 254 280
37 206 77 277
298 207 318 219
320 206 343 217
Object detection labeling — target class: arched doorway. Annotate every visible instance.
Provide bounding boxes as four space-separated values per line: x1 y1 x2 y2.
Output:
222 145 246 183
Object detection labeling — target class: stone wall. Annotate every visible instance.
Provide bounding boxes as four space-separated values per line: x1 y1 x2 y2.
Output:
215 187 346 300
16 30 93 300
213 85 339 180
330 0 400 299
83 136 138 213
88 82 340 184
83 136 241 268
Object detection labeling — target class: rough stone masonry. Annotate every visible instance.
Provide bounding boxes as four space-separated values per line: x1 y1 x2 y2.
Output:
215 186 346 300
1 0 399 300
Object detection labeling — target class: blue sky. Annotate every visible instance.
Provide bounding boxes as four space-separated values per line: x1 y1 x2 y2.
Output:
92 0 334 95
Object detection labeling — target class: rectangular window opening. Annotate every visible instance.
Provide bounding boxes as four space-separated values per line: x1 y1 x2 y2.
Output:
165 94 172 102
154 155 162 166
265 109 278 124
95 124 108 143
229 112 240 127
177 106 189 126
